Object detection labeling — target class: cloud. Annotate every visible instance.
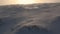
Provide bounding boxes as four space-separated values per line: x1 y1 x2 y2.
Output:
0 0 60 5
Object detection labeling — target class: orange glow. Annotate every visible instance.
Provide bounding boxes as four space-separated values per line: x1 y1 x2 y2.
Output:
16 0 40 4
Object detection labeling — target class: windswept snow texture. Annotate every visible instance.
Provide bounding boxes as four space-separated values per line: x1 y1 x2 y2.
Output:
0 3 60 34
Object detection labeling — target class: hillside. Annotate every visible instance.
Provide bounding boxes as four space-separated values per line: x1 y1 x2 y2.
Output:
0 3 60 34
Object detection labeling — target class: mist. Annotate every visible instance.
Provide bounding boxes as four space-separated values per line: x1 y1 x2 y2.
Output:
0 0 60 5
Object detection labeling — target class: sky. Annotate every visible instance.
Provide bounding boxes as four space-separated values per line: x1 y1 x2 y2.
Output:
0 0 60 5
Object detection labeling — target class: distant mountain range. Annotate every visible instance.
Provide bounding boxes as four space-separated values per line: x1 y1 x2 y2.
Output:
0 3 60 34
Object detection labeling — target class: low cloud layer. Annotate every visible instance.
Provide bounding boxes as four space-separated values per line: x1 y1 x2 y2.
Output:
0 0 60 5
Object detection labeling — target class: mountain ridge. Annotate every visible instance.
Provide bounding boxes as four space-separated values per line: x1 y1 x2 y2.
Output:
0 3 60 34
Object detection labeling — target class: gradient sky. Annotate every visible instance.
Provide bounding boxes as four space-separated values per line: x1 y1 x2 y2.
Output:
0 0 60 5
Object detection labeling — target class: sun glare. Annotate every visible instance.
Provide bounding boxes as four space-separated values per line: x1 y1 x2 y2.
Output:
16 0 39 4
